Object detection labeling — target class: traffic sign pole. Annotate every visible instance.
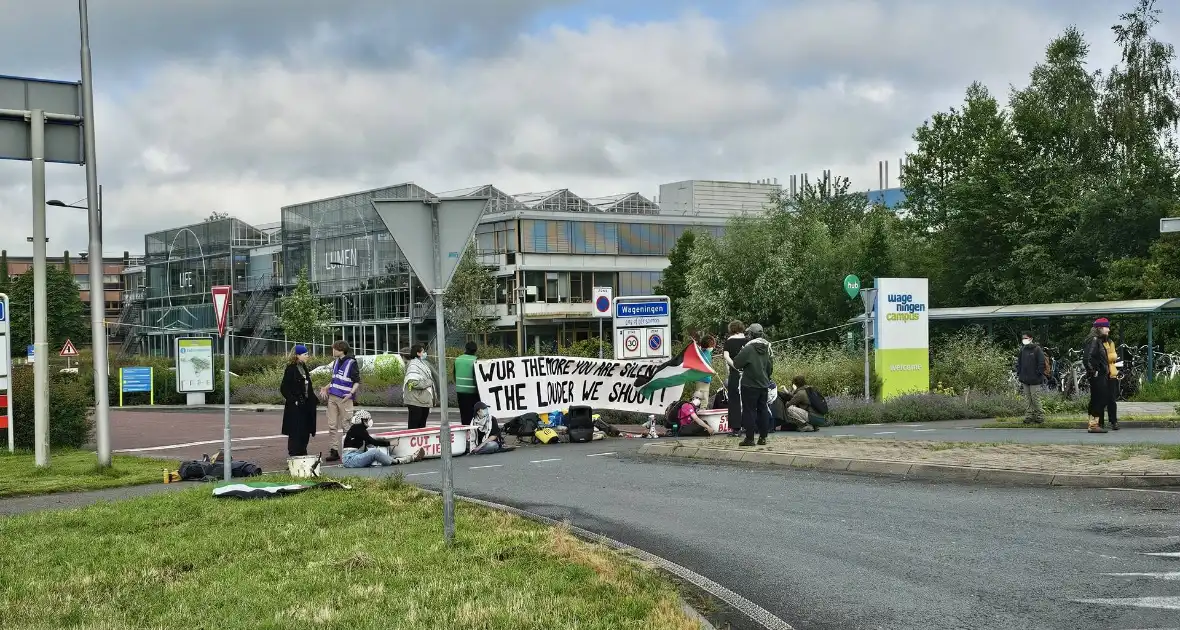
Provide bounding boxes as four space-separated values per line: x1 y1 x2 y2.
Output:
212 286 232 481
0 294 12 453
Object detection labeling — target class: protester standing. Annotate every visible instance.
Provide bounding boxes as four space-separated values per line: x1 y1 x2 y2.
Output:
455 341 480 425
723 321 748 436
1083 318 1120 433
733 323 773 446
279 344 317 456
1017 332 1048 425
403 343 436 430
318 341 360 462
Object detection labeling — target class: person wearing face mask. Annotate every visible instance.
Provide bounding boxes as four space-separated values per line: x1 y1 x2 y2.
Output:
403 344 436 430
1016 332 1047 425
341 410 425 468
470 401 515 454
733 323 774 446
1083 318 1120 433
674 395 716 437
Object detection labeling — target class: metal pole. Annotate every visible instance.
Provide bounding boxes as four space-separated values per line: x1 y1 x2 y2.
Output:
31 109 50 467
1147 314 1155 383
430 202 455 544
863 318 871 401
80 0 110 467
222 330 231 481
598 317 603 359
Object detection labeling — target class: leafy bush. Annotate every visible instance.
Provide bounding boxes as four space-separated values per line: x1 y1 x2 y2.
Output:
1134 377 1180 402
773 343 870 398
561 337 613 359
3 366 93 449
825 392 1025 426
930 328 1012 395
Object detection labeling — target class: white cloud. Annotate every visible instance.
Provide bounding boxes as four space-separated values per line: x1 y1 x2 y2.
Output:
0 0 1173 255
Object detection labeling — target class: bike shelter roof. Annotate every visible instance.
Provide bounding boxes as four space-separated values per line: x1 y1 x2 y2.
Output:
852 298 1180 323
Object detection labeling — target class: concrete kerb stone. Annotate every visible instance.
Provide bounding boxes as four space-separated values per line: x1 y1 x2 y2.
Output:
639 444 1180 488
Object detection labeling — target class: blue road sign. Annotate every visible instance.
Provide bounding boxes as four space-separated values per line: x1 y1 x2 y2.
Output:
615 301 670 318
595 295 610 313
648 333 663 351
0 300 5 321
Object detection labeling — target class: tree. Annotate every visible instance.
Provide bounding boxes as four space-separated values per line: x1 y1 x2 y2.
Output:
443 247 496 337
206 211 230 222
0 250 9 296
8 265 89 356
654 230 695 339
278 268 333 350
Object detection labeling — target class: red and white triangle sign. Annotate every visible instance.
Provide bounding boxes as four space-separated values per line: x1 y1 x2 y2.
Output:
212 286 232 337
59 339 78 357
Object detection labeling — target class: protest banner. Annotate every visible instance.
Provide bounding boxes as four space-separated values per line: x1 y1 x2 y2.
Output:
474 355 683 417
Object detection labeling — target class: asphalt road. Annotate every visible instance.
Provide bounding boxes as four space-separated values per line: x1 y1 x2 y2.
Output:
329 439 1180 630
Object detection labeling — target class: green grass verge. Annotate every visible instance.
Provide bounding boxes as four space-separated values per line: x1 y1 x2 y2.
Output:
0 477 700 630
981 416 1180 429
0 450 175 499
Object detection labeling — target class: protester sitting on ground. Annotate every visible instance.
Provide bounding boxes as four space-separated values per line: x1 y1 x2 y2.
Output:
341 410 425 468
470 402 515 454
785 375 816 432
675 395 716 437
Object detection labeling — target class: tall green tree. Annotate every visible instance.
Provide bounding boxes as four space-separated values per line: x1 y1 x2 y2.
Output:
443 247 497 337
8 266 89 356
278 268 333 350
654 230 695 339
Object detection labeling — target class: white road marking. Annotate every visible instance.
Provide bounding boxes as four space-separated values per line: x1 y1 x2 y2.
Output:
1074 596 1180 610
469 464 502 470
113 422 438 453
831 434 855 438
913 429 936 432
1102 487 1180 495
900 424 924 427
530 458 562 464
873 431 897 435
405 471 439 477
1103 572 1180 580
586 452 616 457
863 424 884 427
1142 552 1180 558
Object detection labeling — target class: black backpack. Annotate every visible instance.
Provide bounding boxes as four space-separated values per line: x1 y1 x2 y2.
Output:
664 400 689 429
210 460 263 479
178 460 214 481
566 405 595 443
514 413 541 444
806 387 830 416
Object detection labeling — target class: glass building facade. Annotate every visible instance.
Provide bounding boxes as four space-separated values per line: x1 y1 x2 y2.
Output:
281 183 433 354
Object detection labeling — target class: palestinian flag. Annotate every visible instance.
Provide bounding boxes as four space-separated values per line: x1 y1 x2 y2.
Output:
212 481 350 500
633 341 716 397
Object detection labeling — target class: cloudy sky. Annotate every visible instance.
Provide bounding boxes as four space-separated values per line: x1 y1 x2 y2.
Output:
0 0 1174 256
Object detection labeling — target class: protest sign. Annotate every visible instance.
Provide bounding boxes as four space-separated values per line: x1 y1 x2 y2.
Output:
474 355 683 417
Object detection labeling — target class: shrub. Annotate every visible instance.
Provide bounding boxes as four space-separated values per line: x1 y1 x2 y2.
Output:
1134 377 1180 403
825 392 1024 426
930 327 1012 395
3 366 94 449
773 344 868 398
561 338 614 359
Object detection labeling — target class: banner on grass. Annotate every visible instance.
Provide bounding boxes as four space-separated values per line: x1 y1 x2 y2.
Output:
474 355 683 417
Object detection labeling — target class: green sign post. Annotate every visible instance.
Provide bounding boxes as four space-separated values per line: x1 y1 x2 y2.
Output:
843 274 861 299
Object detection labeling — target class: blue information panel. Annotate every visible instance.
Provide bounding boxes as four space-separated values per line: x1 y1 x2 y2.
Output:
120 367 154 406
0 300 5 321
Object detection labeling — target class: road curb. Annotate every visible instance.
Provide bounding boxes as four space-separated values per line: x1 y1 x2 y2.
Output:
639 443 1180 487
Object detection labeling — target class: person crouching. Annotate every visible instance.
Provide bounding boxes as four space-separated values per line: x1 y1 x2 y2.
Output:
341 410 425 468
470 402 514 454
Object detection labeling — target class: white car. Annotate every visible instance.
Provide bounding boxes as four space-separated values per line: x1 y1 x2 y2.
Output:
309 353 405 375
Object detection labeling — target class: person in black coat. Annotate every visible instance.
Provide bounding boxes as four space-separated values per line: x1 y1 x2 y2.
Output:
281 344 318 456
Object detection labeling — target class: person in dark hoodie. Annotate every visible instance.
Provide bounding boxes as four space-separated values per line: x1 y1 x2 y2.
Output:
733 323 774 446
1083 318 1120 433
1016 332 1047 425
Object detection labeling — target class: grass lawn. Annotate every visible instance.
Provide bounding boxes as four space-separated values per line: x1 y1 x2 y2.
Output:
0 449 174 499
981 415 1180 429
0 476 700 630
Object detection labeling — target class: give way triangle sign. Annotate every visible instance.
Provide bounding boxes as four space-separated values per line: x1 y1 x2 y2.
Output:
370 197 490 293
212 285 232 337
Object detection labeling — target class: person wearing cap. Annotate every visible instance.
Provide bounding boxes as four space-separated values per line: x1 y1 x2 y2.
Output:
1083 318 1120 433
733 323 774 446
280 344 318 457
341 410 425 468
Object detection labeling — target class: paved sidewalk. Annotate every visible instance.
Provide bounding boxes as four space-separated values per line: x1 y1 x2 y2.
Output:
641 435 1180 487
0 483 189 517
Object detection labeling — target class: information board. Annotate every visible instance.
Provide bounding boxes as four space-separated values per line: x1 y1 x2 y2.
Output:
175 337 215 393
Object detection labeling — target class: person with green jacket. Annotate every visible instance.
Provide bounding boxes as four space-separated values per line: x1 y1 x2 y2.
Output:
455 342 480 426
733 323 774 446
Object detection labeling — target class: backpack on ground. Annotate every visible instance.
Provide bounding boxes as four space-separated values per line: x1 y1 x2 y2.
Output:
593 417 620 437
565 405 595 443
806 387 830 416
210 460 263 479
514 413 542 444
178 460 214 481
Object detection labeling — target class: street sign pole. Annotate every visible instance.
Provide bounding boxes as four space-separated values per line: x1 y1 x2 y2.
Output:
429 200 455 544
31 108 49 468
860 288 877 402
372 195 489 547
212 286 232 481
0 294 12 453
